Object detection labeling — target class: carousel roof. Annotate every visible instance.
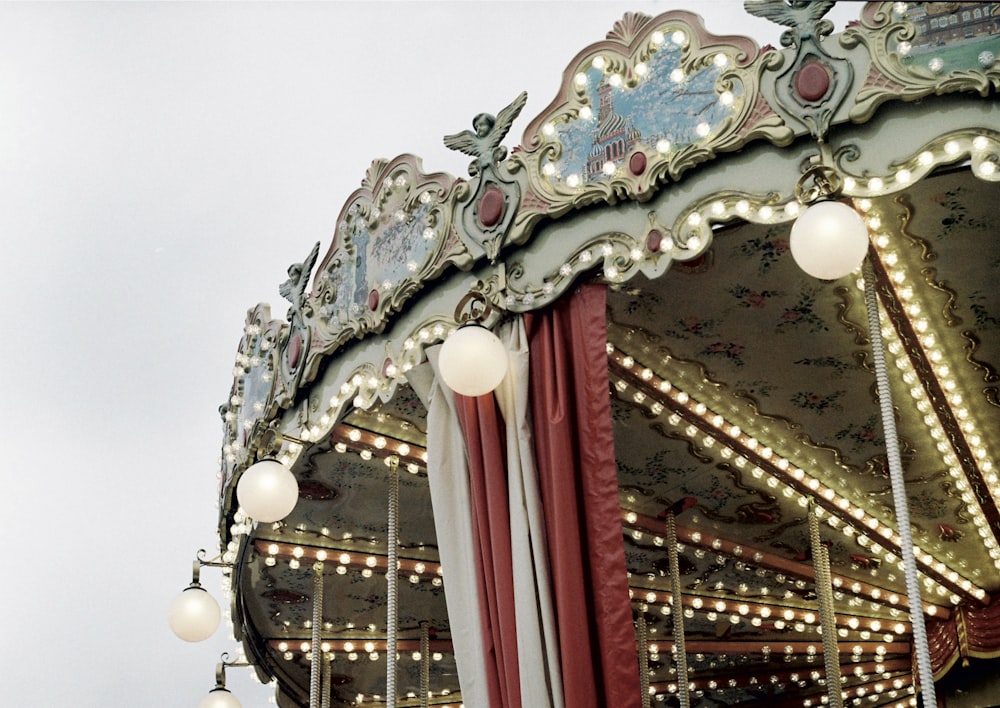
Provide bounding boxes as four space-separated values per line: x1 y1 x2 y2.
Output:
208 3 1000 706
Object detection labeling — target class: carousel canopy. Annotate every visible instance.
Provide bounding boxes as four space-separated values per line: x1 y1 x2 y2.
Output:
195 3 1000 707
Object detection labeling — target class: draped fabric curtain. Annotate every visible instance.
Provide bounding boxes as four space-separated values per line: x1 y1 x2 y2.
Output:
407 350 496 708
412 284 640 708
454 319 563 708
524 284 642 708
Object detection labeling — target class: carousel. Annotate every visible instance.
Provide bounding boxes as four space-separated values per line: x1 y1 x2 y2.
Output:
170 2 1000 707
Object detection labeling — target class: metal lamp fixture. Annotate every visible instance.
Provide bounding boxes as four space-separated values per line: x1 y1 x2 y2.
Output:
437 290 508 397
235 427 304 523
236 458 298 523
169 552 228 643
789 161 869 280
199 654 248 708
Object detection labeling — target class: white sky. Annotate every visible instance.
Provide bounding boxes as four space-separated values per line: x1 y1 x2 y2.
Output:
0 2 860 705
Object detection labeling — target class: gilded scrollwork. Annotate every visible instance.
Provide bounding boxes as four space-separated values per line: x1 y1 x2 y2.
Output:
221 304 285 487
962 330 1000 384
304 156 462 384
844 2 1000 123
514 10 780 226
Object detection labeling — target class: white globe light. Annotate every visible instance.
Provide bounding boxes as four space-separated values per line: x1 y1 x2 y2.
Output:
789 200 869 279
168 586 221 642
199 688 242 708
236 459 298 522
438 324 508 396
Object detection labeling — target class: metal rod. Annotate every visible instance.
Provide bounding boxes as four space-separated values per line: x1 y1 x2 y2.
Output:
862 258 936 707
636 610 651 708
666 511 690 708
310 561 324 707
386 456 400 707
419 621 430 708
810 503 844 708
321 651 331 708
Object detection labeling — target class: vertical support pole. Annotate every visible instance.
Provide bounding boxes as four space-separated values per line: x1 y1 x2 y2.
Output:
321 651 332 708
665 511 690 708
636 609 651 708
419 620 430 708
863 259 937 707
809 503 843 708
386 455 400 708
310 561 324 707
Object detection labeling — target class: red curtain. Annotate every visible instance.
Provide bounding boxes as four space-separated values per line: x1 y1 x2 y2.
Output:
455 393 521 707
525 284 643 708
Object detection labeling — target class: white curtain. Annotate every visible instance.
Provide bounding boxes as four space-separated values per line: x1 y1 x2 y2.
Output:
408 323 565 708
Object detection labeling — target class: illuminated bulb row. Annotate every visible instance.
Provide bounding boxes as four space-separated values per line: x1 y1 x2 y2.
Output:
842 134 1000 201
662 135 1000 260
683 195 802 238
633 587 907 638
610 345 985 603
623 505 949 618
274 640 447 662
651 660 909 697
352 697 460 707
330 426 426 474
867 236 1000 575
258 541 443 585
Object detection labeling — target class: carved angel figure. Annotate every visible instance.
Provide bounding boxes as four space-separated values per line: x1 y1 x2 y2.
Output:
443 91 528 176
279 241 320 321
744 0 835 41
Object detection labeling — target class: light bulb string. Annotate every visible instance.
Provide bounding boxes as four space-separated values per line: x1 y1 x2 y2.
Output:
863 259 937 707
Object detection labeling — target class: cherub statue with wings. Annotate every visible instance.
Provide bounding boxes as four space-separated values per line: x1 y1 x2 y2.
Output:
279 241 320 324
443 91 528 177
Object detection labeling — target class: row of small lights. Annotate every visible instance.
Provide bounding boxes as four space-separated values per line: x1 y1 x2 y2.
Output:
622 508 949 620
268 638 450 665
608 342 986 605
862 200 1000 570
630 584 913 639
255 540 442 586
265 601 460 706
507 132 1000 311
648 658 912 698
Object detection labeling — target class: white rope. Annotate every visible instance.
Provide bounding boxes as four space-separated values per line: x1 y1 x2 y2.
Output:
863 259 936 707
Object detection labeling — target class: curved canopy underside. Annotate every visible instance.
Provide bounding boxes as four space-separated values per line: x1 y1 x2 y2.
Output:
212 3 1000 706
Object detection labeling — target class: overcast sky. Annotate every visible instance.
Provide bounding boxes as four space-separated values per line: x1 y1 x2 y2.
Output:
0 2 860 705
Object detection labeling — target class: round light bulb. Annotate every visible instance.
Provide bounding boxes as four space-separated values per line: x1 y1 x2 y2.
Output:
168 585 221 642
437 324 508 396
236 459 298 522
790 200 869 279
199 688 242 708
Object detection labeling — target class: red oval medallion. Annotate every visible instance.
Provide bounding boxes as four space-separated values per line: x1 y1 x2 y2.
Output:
478 187 505 227
368 289 380 311
629 151 647 176
287 333 302 369
795 61 830 102
646 229 663 252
